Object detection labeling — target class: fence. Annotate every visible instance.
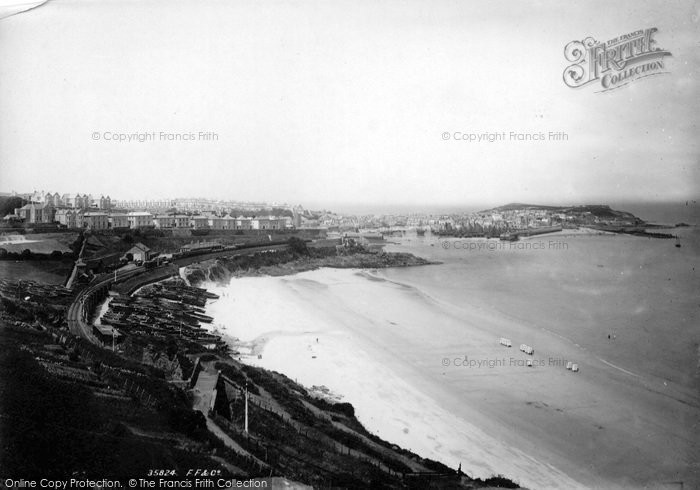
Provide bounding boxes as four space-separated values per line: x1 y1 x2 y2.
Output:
188 356 204 388
48 330 158 408
214 374 405 478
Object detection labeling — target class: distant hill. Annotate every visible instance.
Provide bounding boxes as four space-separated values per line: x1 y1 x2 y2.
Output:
482 203 641 221
486 203 564 212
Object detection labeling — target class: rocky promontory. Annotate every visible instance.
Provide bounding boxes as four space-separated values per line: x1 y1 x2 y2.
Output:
182 242 435 287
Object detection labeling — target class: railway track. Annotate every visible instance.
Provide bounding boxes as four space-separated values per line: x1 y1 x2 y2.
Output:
66 243 290 345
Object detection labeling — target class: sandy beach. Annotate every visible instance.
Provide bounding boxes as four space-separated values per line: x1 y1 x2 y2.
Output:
203 230 700 490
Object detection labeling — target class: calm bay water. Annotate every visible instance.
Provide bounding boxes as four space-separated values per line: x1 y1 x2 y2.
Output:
382 227 700 391
205 224 700 488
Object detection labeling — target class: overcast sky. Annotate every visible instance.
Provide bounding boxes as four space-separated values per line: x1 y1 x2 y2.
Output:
0 0 698 212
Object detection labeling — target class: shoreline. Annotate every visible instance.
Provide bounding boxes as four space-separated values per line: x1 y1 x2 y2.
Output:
200 231 700 490
202 268 587 489
183 248 439 285
229 253 440 278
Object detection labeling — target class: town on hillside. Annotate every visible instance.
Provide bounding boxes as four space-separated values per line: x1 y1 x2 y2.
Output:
0 190 654 239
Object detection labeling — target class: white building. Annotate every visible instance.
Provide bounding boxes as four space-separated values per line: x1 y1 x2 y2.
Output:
109 213 129 229
234 216 253 230
252 216 284 230
153 215 176 228
127 211 154 228
174 214 190 228
81 212 109 230
126 242 155 262
190 216 209 229
55 209 79 228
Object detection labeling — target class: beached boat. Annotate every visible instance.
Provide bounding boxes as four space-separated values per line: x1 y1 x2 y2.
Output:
519 344 534 355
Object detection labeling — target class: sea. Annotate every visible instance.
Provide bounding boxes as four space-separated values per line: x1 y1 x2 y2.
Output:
201 207 700 489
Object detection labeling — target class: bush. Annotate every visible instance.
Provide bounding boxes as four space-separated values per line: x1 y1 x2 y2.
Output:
309 397 355 418
215 362 259 395
480 475 519 488
287 237 309 256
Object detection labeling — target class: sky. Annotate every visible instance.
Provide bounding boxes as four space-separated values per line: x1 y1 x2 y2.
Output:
0 0 698 213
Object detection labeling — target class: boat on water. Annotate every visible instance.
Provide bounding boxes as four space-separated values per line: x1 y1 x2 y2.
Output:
675 236 681 248
500 232 519 241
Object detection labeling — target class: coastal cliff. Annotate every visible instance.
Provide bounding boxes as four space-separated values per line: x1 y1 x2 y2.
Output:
183 241 434 286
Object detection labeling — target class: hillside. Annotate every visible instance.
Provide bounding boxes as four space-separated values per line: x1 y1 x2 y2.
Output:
484 203 641 221
480 203 645 225
0 245 519 488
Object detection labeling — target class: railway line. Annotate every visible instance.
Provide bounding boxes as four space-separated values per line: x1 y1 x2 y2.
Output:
66 242 290 344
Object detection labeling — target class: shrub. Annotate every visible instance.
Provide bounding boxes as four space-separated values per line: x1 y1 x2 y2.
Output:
287 236 309 256
309 397 355 418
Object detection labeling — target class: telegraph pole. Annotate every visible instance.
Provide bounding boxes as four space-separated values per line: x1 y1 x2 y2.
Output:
244 380 249 434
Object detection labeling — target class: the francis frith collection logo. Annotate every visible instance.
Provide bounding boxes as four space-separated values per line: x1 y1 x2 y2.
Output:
563 28 671 92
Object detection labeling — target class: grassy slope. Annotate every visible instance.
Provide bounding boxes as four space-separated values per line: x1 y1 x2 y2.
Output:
0 261 74 285
0 322 247 479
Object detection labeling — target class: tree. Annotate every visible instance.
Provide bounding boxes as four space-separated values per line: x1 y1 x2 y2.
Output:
271 207 294 218
20 249 32 260
125 252 134 261
50 250 62 260
287 237 309 256
0 196 26 217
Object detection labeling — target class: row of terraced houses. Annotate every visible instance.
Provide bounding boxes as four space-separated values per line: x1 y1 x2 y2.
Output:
10 206 290 231
4 190 292 231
